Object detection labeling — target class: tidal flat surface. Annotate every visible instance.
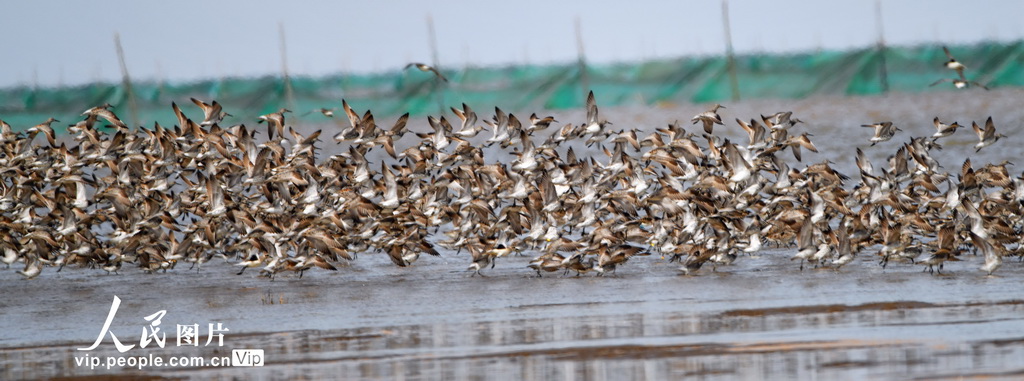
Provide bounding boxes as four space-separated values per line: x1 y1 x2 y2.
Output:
2 249 1024 380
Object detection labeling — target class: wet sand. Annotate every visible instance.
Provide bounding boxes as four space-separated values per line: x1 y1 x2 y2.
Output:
4 89 1024 379
3 249 1024 380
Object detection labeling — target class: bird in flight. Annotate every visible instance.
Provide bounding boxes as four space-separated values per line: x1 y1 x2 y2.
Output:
972 116 1006 152
930 75 988 90
405 62 448 82
861 121 900 146
303 108 336 117
930 46 988 90
942 46 966 77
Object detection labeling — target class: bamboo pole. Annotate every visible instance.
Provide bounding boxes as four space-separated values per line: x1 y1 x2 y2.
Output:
279 22 295 113
721 0 741 102
575 16 589 103
875 0 890 94
154 59 165 101
114 32 140 128
427 14 444 116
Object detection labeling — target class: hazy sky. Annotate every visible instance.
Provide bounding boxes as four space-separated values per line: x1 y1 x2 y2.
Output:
2 0 1022 88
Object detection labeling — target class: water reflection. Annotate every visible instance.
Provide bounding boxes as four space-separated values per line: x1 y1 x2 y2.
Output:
4 296 1023 380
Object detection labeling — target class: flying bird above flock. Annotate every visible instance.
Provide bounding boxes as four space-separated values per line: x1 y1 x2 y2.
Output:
930 45 989 90
405 62 448 82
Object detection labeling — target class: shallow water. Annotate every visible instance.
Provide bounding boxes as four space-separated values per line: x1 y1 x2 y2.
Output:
4 89 1024 380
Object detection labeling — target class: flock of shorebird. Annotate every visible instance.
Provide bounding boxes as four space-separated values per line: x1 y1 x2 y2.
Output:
0 49 1015 280
0 91 1017 280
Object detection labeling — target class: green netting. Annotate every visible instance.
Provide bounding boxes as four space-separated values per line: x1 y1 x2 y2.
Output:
1 41 1020 132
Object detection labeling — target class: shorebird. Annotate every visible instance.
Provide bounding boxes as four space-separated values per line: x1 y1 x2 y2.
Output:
405 62 448 82
484 107 512 146
785 132 819 162
931 117 961 140
17 258 43 279
561 253 597 276
291 255 338 278
81 103 113 115
691 104 725 134
303 108 336 117
736 118 767 149
722 140 753 183
972 116 1005 152
385 237 439 267
930 75 988 90
762 111 801 131
467 254 492 277
486 242 515 259
583 91 612 142
333 100 378 143
679 244 714 275
792 218 818 270
82 103 127 129
594 244 646 275
26 118 59 147
527 252 565 277
190 98 231 126
258 108 291 140
831 225 856 270
919 227 960 275
451 103 483 138
0 119 15 143
919 248 959 275
465 238 515 276
941 46 966 77
931 46 987 89
379 163 400 209
527 113 557 133
236 252 266 275
419 115 452 150
861 121 900 145
205 176 227 217
369 113 410 158
970 232 1002 275
1 245 17 269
